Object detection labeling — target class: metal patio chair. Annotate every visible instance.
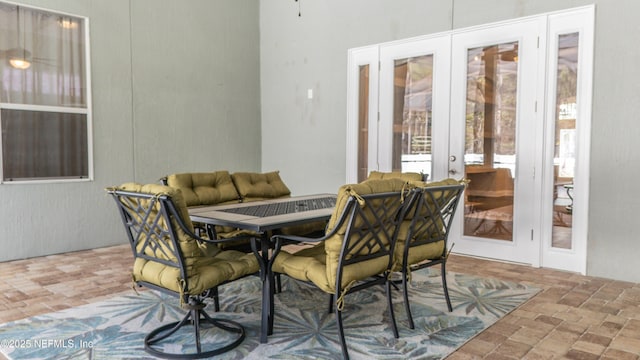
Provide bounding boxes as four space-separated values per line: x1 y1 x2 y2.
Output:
395 181 466 329
271 178 415 360
106 183 259 359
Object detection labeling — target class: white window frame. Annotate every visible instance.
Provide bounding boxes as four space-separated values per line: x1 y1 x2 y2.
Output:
0 1 93 184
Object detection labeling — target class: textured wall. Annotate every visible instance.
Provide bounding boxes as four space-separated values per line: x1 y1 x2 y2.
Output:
130 0 261 182
259 0 453 196
0 0 261 261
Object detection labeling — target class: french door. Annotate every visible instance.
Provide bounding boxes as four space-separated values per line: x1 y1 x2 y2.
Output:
346 7 593 273
448 18 545 266
346 35 450 183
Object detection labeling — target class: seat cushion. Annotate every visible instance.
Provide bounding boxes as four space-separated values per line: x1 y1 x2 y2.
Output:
273 244 330 291
133 249 259 295
231 171 291 202
165 171 240 206
279 221 327 237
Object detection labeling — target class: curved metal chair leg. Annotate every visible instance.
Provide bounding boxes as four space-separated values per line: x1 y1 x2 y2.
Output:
144 299 245 359
386 280 399 338
441 261 453 312
402 268 415 329
335 307 350 360
212 287 220 312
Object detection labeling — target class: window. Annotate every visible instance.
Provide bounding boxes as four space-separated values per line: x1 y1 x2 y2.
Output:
0 2 91 182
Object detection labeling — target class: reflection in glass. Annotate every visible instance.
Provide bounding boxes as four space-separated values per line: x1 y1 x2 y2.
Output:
357 65 370 182
551 33 579 249
392 55 433 179
0 4 87 107
463 42 518 242
1 109 88 180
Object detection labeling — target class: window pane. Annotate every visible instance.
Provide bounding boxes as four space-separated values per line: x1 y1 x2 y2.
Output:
0 4 87 107
0 2 90 182
1 109 88 180
392 55 433 179
463 42 518 242
357 65 370 182
552 33 579 249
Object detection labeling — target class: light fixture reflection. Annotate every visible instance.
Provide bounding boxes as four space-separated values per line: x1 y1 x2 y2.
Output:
11 6 31 70
58 19 77 29
9 57 31 69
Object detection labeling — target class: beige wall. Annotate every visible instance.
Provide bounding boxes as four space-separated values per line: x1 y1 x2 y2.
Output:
0 0 261 261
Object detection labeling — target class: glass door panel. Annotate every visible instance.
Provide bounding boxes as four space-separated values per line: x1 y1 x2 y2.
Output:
542 6 593 275
463 42 518 242
346 46 378 183
378 35 451 181
391 55 434 178
449 18 543 266
551 33 578 249
357 64 371 182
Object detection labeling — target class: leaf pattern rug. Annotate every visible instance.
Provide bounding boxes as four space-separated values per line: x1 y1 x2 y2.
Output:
0 269 538 359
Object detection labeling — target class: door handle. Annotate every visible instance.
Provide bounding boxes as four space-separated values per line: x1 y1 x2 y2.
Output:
449 155 458 175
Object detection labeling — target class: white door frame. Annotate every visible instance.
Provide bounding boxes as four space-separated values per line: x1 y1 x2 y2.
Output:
540 6 594 274
346 46 379 182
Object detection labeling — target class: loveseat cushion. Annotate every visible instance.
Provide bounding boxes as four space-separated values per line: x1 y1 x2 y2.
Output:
165 171 240 206
231 171 291 202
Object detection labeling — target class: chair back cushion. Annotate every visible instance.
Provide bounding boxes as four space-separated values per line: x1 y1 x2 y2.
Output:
231 171 291 202
165 171 240 206
108 183 258 295
366 170 423 182
394 178 465 268
324 178 412 291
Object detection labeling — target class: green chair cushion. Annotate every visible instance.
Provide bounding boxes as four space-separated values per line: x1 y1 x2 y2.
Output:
394 218 445 269
393 178 464 270
133 249 258 295
165 171 240 206
325 178 410 234
231 171 291 202
117 182 201 259
367 170 423 181
272 244 328 290
165 171 243 237
115 182 259 295
274 178 412 293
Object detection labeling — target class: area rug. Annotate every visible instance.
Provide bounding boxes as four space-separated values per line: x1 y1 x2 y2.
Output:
0 269 539 359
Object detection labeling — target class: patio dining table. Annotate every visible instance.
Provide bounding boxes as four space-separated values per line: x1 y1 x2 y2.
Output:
188 194 337 343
